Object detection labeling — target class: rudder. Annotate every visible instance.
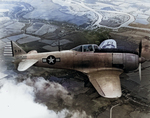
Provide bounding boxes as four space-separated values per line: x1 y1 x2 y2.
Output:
4 41 26 57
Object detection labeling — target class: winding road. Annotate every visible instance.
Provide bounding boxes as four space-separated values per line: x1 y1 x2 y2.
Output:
71 1 136 29
62 0 150 31
71 1 103 27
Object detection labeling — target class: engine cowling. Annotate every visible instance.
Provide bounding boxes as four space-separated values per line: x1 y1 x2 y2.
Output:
113 53 139 72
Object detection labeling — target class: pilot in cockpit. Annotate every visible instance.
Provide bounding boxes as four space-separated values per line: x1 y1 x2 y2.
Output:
99 39 117 49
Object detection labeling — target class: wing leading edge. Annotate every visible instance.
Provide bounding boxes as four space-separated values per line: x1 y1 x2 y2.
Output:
87 68 123 98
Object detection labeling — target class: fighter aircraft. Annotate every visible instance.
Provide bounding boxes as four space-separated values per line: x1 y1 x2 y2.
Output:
3 39 149 98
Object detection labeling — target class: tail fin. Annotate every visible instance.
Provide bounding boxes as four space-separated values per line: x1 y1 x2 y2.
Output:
4 41 26 57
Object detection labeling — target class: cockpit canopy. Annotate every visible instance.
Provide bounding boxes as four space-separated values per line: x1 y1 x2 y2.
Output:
72 44 99 52
72 39 116 52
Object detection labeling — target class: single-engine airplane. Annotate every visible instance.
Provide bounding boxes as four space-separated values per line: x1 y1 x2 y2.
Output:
4 39 150 98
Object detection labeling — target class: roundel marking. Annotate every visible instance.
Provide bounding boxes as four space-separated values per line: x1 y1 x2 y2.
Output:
46 55 56 65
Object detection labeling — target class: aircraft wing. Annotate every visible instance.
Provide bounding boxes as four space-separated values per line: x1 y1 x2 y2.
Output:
18 59 38 71
87 69 123 98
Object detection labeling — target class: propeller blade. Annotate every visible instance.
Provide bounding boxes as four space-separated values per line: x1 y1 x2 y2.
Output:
139 40 142 57
139 63 142 81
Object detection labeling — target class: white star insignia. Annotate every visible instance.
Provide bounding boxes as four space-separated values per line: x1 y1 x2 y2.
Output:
48 57 54 63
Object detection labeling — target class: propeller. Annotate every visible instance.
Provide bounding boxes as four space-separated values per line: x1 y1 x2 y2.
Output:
139 40 142 57
139 63 141 81
138 40 142 81
138 39 150 81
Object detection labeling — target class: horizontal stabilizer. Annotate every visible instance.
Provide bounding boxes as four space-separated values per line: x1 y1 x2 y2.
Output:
88 69 123 98
18 59 38 71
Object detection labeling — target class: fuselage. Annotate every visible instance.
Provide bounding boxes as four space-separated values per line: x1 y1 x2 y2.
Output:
15 50 139 74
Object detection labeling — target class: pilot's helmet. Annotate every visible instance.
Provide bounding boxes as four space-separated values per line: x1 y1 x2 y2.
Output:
99 39 117 49
107 41 113 45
